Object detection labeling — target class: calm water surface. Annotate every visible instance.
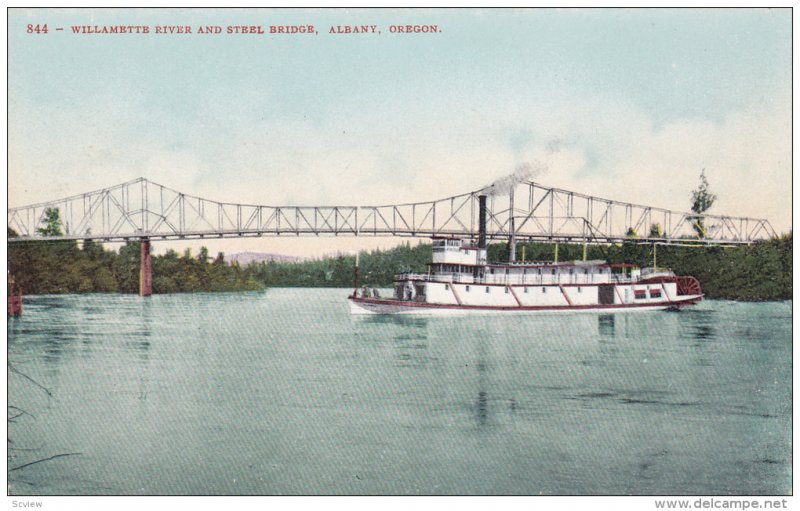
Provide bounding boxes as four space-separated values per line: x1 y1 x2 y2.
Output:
7 290 791 495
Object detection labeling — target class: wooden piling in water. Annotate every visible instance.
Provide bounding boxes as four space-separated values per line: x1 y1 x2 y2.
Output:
7 293 22 316
139 238 152 297
7 274 22 316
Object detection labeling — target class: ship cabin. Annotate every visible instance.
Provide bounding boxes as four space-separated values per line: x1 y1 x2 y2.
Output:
431 237 486 266
406 238 651 287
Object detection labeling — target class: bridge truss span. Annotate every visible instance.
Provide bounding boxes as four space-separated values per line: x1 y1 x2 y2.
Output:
7 177 776 245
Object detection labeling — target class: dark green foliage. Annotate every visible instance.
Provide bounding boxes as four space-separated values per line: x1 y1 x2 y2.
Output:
36 207 63 236
241 242 432 288
149 247 261 293
8 239 262 295
652 234 792 300
690 169 718 239
649 223 663 238
7 224 83 294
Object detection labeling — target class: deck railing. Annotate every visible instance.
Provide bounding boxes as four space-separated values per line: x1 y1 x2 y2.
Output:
396 271 664 286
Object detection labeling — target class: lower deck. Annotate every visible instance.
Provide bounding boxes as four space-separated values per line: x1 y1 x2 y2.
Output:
396 279 683 308
350 279 702 315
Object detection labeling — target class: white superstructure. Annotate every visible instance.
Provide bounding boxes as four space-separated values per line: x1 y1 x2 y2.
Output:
349 237 703 315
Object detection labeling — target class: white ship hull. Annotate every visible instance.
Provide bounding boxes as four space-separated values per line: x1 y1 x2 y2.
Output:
349 292 703 316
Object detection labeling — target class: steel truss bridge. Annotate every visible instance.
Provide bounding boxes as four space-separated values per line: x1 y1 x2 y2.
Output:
7 177 776 246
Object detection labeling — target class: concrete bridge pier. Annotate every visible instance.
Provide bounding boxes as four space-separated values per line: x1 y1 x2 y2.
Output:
139 238 152 297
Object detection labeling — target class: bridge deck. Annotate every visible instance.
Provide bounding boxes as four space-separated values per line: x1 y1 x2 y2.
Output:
7 177 775 245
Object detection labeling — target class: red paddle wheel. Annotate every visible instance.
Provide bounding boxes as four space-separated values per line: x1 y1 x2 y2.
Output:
676 276 703 296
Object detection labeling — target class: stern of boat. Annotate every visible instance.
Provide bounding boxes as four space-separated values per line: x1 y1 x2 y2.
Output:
676 276 704 304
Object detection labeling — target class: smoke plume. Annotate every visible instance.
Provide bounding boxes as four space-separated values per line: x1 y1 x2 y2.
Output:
481 161 547 197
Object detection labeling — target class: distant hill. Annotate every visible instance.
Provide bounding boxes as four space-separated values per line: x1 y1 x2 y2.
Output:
225 252 305 266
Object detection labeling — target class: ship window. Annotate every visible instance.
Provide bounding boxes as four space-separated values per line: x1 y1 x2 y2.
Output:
485 287 490 293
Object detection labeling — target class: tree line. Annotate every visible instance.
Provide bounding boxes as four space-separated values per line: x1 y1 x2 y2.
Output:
7 230 791 300
7 229 262 294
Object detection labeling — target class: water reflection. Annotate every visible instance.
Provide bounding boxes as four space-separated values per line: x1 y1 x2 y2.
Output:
598 314 615 337
7 315 23 336
134 299 153 365
133 299 153 405
476 391 488 426
684 309 718 344
692 324 715 341
352 314 435 367
43 332 70 366
355 315 429 329
476 334 489 427
471 334 520 428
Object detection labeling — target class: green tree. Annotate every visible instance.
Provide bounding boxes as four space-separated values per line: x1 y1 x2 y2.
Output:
649 223 663 238
690 169 717 239
113 241 141 293
197 246 210 263
82 230 105 260
36 207 63 236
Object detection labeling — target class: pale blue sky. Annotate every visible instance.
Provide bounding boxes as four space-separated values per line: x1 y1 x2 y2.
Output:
8 8 792 255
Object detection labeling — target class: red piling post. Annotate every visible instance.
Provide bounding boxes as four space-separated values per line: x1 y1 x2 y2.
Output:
7 293 22 316
139 238 152 297
7 274 22 316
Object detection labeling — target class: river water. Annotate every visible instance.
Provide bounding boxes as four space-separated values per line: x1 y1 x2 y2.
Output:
6 290 791 495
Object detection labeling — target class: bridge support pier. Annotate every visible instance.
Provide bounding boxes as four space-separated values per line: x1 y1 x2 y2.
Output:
139 238 152 297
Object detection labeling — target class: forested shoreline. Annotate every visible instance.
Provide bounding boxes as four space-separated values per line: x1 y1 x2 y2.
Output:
7 232 792 301
7 237 262 294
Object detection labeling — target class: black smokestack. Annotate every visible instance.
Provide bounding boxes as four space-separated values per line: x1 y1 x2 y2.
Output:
478 195 487 249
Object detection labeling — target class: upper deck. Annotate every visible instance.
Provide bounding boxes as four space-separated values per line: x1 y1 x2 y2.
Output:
400 259 675 286
431 237 486 266
416 237 676 286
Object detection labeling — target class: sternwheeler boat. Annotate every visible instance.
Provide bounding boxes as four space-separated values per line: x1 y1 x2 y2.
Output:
348 196 703 316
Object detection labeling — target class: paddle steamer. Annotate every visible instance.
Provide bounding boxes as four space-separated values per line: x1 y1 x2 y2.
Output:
348 196 703 315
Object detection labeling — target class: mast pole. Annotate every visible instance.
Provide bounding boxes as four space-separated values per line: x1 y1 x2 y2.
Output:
353 251 359 297
509 188 516 263
653 243 657 271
